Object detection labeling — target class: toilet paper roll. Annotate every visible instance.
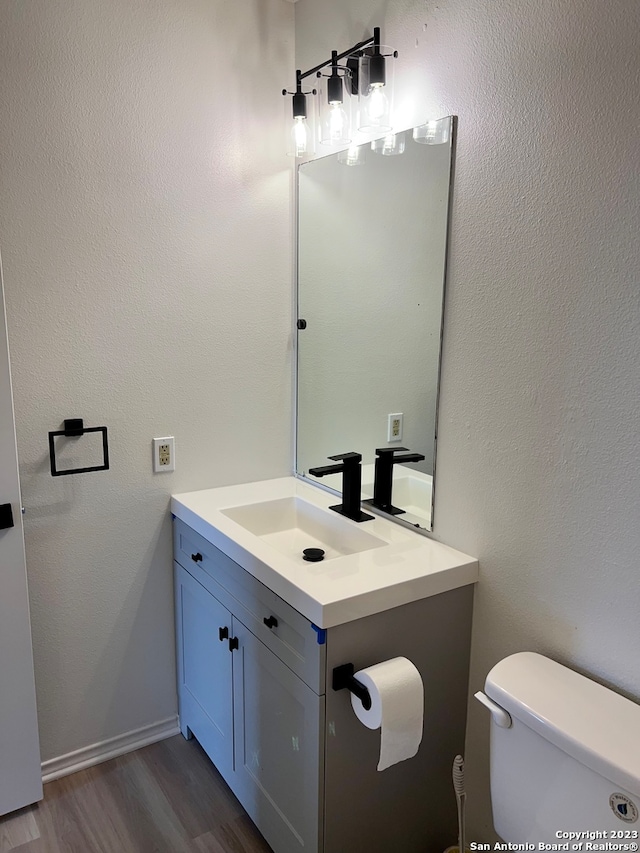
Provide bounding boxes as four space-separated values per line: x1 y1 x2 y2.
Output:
350 657 424 771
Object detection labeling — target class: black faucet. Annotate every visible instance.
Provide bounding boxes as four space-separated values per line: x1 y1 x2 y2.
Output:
364 447 426 515
308 452 374 523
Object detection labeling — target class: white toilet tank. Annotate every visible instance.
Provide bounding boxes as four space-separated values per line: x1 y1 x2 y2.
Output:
477 652 640 844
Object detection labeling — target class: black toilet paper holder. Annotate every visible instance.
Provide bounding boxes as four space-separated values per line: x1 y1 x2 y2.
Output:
332 663 372 710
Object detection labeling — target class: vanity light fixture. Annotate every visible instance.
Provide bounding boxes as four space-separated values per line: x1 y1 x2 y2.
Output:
282 27 397 156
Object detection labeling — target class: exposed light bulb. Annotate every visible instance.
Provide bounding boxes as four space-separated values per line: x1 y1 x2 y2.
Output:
291 116 310 157
382 132 395 153
368 84 388 122
327 103 348 143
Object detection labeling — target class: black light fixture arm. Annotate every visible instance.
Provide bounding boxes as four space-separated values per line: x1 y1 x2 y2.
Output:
296 29 379 84
282 27 396 145
282 70 313 96
286 27 397 94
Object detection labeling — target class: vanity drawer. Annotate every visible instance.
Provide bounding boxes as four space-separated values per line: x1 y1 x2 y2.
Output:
174 518 325 694
174 519 225 579
234 581 325 695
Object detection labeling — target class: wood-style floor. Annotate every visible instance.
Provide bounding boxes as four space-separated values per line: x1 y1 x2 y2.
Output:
0 735 273 853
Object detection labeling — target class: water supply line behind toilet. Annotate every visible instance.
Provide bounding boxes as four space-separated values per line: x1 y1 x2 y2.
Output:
453 755 466 853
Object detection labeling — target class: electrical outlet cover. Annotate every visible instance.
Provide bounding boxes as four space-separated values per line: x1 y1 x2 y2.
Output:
387 413 403 442
153 436 175 472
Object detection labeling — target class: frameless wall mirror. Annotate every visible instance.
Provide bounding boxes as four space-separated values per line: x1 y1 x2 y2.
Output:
295 116 456 533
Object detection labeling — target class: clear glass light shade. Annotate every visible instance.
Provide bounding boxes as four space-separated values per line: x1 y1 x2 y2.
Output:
285 92 317 158
368 86 389 122
325 103 350 144
356 46 395 133
371 131 406 156
338 142 367 166
413 116 451 145
319 77 352 146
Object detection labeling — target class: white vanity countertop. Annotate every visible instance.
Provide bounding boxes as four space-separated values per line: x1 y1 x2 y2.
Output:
171 477 478 628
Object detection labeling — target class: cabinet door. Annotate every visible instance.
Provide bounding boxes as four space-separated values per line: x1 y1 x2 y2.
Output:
232 619 323 853
175 564 234 779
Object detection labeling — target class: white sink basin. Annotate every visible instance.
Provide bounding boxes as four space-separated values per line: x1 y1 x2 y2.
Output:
172 477 478 627
221 496 387 561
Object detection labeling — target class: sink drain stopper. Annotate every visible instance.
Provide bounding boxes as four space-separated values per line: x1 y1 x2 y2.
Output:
303 548 325 562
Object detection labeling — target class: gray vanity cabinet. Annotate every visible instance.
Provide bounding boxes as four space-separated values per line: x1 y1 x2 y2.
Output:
174 517 474 853
231 620 324 853
174 519 324 853
175 566 234 779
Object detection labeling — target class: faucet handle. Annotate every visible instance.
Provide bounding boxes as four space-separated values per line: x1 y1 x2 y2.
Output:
375 447 409 455
308 451 362 479
327 451 362 464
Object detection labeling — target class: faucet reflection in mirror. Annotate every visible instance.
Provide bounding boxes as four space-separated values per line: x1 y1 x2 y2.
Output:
296 116 456 533
282 27 397 157
363 447 426 516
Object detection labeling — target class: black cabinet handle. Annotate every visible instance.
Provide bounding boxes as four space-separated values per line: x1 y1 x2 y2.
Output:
228 636 239 651
191 552 203 563
219 626 229 642
263 615 278 630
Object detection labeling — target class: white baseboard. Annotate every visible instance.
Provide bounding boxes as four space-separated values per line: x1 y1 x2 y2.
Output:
41 715 180 783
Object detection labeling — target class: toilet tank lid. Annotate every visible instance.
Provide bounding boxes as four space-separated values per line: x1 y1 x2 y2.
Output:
485 652 640 797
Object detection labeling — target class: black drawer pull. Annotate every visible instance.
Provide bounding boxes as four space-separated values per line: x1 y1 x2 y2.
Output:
219 626 229 642
191 552 203 563
263 615 278 630
228 636 239 652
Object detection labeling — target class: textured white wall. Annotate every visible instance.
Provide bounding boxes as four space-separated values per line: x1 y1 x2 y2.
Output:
0 0 294 762
295 0 640 838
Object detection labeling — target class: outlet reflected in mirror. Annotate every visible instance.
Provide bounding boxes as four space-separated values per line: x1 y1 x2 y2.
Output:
295 117 455 532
